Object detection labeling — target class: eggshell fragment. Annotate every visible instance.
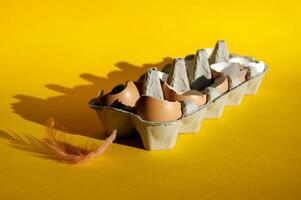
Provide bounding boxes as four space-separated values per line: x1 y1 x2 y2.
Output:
229 56 251 65
210 61 231 72
211 62 247 88
210 73 229 94
162 82 207 106
243 61 265 75
229 56 266 77
135 95 182 122
230 53 256 62
103 81 140 107
221 64 247 80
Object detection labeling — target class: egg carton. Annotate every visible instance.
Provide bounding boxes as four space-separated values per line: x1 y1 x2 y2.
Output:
89 42 268 150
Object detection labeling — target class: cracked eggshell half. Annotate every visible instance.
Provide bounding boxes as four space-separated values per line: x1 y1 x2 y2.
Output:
103 81 140 107
162 82 207 106
204 72 229 101
243 61 266 78
229 56 266 78
210 72 229 94
135 95 182 122
210 62 247 88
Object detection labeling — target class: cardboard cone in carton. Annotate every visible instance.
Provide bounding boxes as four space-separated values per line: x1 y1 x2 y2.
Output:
189 49 212 90
143 67 164 100
167 58 190 93
209 40 230 64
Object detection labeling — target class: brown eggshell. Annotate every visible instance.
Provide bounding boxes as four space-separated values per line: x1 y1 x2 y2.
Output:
135 95 182 122
239 68 248 82
162 82 207 106
104 81 140 107
210 73 229 94
215 63 248 84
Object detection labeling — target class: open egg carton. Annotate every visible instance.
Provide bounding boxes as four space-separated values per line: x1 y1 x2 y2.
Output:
89 41 268 150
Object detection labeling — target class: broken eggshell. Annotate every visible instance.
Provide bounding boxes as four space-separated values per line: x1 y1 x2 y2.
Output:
135 95 182 122
210 62 247 88
229 56 266 78
209 40 230 64
210 71 229 94
244 61 265 77
204 72 229 101
103 81 140 107
162 82 207 106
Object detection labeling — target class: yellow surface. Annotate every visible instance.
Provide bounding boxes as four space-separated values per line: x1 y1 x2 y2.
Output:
0 0 300 199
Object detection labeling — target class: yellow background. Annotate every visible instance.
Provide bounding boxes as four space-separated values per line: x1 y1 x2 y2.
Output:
0 0 300 199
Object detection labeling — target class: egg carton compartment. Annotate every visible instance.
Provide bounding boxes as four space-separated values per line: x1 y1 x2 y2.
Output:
244 72 265 95
204 92 230 119
89 41 268 150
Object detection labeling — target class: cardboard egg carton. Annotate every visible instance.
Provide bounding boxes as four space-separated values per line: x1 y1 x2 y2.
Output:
89 41 268 150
